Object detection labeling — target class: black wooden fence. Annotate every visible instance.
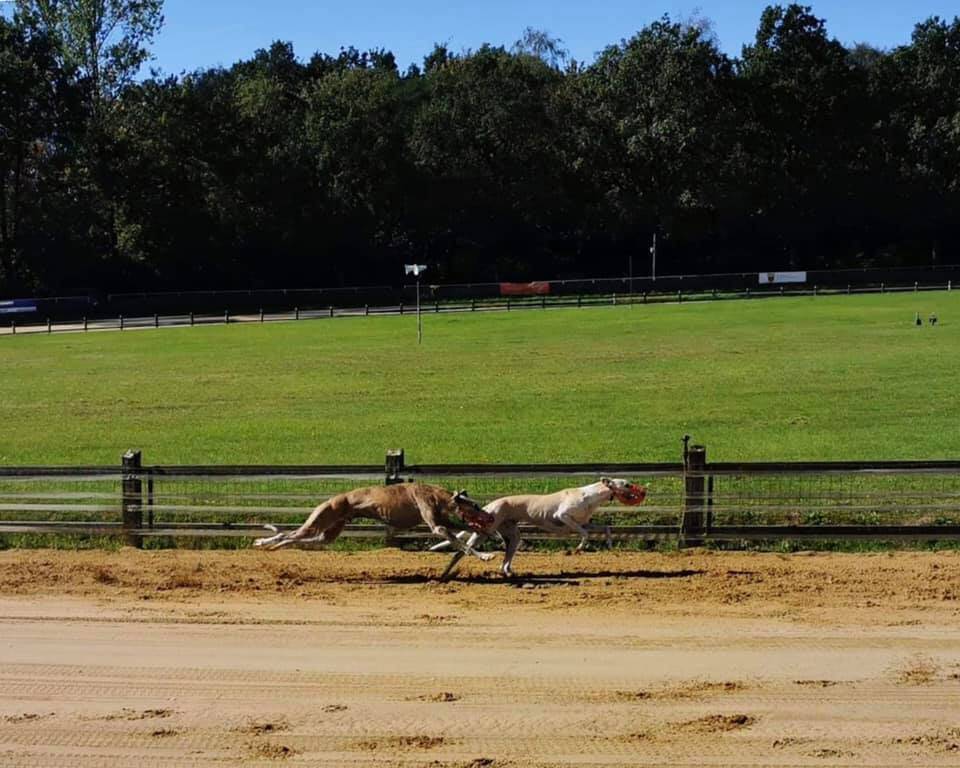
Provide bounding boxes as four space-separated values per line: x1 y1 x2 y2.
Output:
4 270 957 337
2 441 960 548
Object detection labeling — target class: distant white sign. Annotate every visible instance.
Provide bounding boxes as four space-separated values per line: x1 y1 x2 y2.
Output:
759 271 806 285
404 264 427 277
0 300 37 315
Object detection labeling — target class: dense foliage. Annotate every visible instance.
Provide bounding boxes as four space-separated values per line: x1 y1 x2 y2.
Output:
2 3 959 295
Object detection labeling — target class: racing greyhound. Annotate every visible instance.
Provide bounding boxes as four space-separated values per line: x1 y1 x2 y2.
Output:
254 483 496 569
432 477 646 578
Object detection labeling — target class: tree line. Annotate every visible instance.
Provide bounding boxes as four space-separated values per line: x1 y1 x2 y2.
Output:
1 2 959 296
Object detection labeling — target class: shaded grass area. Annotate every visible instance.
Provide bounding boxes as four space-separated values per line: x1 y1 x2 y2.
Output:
1 291 957 466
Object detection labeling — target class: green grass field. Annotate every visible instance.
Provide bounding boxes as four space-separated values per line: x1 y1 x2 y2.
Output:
1 292 957 466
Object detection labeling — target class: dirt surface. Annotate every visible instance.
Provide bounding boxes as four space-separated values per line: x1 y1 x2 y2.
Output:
2 548 960 766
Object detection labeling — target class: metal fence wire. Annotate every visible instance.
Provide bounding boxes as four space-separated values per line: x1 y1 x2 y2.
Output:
2 448 960 546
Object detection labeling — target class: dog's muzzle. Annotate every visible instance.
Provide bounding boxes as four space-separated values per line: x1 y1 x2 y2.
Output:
612 483 647 506
463 507 496 531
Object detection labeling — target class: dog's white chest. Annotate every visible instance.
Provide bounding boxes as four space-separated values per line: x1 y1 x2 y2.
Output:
563 488 607 524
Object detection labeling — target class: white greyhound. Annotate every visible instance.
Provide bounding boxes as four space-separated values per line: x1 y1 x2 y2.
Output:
432 477 647 578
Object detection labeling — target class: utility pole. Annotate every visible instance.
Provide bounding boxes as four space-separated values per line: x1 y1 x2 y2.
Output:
651 232 657 281
404 264 427 344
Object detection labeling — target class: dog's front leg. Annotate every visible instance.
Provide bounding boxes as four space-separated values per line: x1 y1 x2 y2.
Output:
431 526 496 563
428 531 471 553
439 551 466 581
555 513 592 552
439 532 487 581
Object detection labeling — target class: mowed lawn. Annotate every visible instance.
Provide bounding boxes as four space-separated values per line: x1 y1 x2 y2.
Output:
1 291 957 465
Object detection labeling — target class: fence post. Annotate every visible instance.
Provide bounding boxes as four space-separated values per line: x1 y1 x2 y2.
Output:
384 449 405 547
847 284 851 295
813 285 817 297
681 442 707 548
612 293 617 306
329 306 334 318
365 304 369 316
295 307 300 320
260 308 264 323
47 318 52 333
578 295 582 308
542 296 547 309
507 298 511 311
678 289 683 304
471 298 476 312
949 281 952 292
914 282 918 292
435 301 439 314
189 312 194 327
154 314 159 328
224 309 229 324
400 302 404 315
121 450 143 548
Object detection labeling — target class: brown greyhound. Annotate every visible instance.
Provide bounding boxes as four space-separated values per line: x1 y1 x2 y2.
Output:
253 483 497 570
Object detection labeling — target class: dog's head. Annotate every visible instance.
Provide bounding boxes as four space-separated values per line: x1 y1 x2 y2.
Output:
450 489 496 531
601 477 647 506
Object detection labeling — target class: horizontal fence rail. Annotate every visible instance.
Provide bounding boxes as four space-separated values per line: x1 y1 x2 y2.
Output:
2 275 955 337
2 444 960 549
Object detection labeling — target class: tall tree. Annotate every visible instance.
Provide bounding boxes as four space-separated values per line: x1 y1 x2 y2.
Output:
408 45 567 279
0 14 78 292
883 16 960 264
512 27 568 70
15 0 162 114
14 0 164 281
568 17 734 272
738 4 872 267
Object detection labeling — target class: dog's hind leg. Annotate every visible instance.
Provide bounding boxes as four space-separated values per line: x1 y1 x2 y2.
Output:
253 525 287 549
318 517 347 545
255 500 345 550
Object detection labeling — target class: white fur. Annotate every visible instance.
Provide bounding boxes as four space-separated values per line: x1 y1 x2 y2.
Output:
433 478 631 579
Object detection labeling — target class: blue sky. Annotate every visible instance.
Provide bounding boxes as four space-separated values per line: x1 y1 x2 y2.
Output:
146 0 958 74
5 1 958 74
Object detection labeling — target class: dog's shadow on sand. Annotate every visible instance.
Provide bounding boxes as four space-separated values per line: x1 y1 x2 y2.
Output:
375 569 705 586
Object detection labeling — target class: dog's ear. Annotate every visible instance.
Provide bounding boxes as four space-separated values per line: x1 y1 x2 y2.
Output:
600 476 611 486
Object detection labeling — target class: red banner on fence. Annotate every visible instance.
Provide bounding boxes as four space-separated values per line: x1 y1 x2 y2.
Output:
499 281 551 296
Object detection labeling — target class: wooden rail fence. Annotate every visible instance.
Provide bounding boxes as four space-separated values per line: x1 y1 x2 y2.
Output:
2 441 960 547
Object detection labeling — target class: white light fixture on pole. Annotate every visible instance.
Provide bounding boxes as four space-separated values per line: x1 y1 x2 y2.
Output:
404 264 427 344
650 232 657 282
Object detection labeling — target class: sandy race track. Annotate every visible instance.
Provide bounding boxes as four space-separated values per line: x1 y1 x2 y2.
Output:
1 548 960 767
